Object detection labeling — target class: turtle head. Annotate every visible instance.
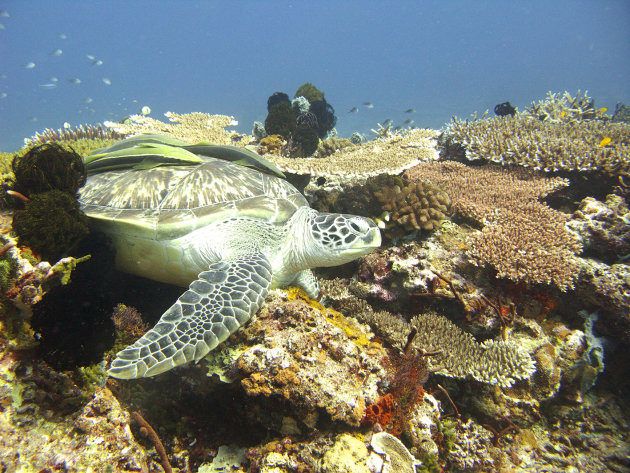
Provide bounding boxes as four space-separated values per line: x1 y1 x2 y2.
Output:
300 209 381 266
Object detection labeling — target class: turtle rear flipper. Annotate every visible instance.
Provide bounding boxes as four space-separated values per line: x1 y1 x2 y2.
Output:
108 253 272 379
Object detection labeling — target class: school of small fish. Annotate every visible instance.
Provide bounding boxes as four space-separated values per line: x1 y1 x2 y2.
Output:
0 9 138 124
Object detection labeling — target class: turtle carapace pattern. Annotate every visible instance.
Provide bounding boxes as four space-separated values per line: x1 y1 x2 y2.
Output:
79 135 381 379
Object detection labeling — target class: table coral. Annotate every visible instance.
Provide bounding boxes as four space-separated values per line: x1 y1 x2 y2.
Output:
404 161 582 290
264 127 439 182
104 112 240 145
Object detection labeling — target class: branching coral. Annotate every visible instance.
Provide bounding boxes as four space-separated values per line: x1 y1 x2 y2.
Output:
468 202 582 289
404 162 581 289
24 124 124 147
104 112 239 145
443 113 630 175
319 281 536 388
523 90 606 123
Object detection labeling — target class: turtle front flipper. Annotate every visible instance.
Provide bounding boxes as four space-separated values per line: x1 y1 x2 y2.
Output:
108 253 272 379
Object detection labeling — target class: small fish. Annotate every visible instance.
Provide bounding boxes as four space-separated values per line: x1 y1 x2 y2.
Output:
86 54 96 61
0 92 7 99
59 33 67 39
404 118 415 125
39 83 57 88
598 107 608 114
347 107 359 114
0 10 9 18
49 76 58 82
363 102 374 108
598 137 611 147
560 111 566 118
405 108 415 113
93 60 103 66
141 105 151 116
383 118 393 126
84 97 93 103
0 74 7 79
24 62 36 69
0 24 5 30
50 48 63 56
102 77 111 85
68 78 81 84
28 116 38 122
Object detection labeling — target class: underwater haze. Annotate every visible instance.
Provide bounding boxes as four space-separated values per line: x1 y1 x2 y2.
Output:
0 0 629 151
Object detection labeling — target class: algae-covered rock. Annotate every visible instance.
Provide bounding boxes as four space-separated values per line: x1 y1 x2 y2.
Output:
320 434 371 473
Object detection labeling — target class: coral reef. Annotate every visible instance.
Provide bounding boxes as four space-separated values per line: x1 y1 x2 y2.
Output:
443 109 630 175
24 123 124 147
315 136 356 158
9 143 86 197
467 201 582 289
294 82 325 103
104 112 240 145
12 190 90 262
264 127 439 182
257 134 287 156
404 162 582 289
264 101 297 138
232 288 387 427
375 179 451 232
523 90 606 123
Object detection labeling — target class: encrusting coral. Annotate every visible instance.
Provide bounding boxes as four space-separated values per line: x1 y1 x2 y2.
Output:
104 112 239 145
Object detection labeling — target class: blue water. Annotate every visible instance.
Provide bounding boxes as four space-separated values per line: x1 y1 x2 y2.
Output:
0 0 629 151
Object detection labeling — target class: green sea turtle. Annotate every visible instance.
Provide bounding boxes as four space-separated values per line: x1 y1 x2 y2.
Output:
79 135 381 379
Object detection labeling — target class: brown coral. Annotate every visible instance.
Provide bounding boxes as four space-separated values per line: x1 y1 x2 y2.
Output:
257 134 287 155
375 179 451 231
404 162 581 289
467 202 583 289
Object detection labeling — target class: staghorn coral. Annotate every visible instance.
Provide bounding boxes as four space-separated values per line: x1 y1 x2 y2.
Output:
522 90 605 123
467 202 583 290
443 113 630 175
24 123 124 147
264 127 439 182
404 162 581 289
375 179 451 232
103 112 239 145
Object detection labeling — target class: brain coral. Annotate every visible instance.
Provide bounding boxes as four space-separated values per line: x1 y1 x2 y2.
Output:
375 179 451 231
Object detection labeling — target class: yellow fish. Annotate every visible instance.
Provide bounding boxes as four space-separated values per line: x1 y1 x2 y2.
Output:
598 137 612 147
560 111 566 118
598 107 608 114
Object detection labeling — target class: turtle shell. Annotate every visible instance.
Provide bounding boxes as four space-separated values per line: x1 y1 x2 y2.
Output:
78 156 308 240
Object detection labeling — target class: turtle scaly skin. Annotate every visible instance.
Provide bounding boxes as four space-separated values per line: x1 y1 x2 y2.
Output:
79 135 381 379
